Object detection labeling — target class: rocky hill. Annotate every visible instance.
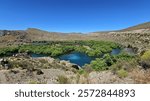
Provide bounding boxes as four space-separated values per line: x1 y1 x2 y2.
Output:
89 21 150 53
121 22 150 31
1 22 150 84
0 28 91 47
0 21 150 51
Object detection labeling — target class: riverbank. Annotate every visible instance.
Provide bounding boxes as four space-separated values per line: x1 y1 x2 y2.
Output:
0 40 149 84
0 55 148 84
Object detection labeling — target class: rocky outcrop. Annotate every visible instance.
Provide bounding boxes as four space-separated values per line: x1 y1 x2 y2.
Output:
35 57 55 64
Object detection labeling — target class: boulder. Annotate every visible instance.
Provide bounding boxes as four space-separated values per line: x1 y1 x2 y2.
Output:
139 61 150 70
37 57 55 63
60 60 70 66
0 58 11 69
72 64 81 70
14 53 30 58
60 60 81 69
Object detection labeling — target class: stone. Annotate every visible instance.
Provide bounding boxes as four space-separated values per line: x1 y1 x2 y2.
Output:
37 57 55 63
36 69 44 75
72 64 81 70
60 60 81 69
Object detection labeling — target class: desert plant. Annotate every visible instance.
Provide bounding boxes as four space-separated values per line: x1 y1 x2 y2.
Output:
90 58 107 71
141 50 150 61
78 69 85 75
28 80 47 84
57 75 70 84
140 50 150 69
130 68 150 83
39 59 48 64
117 69 128 78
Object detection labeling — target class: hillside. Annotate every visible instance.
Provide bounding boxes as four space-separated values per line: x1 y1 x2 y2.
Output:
0 21 150 50
25 28 92 41
1 22 150 84
121 22 150 31
89 21 150 52
0 28 91 47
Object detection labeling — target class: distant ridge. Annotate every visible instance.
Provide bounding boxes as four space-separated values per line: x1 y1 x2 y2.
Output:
121 21 150 31
1 21 150 45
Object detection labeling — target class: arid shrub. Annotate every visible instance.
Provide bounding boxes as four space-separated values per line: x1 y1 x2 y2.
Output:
28 80 47 84
117 69 128 78
140 50 150 69
57 75 70 84
111 59 137 74
111 62 122 74
39 59 48 64
130 68 150 83
78 69 85 75
83 65 93 73
141 50 150 61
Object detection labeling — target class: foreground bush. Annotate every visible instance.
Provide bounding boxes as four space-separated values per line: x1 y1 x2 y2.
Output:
141 50 150 61
90 58 107 71
57 75 70 84
140 50 150 69
117 69 128 78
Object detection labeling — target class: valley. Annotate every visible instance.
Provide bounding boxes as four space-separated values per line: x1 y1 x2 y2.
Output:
0 22 150 84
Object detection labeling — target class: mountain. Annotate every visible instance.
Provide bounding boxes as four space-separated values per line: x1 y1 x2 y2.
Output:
89 21 150 51
121 21 150 32
0 30 30 47
0 28 90 46
0 22 150 48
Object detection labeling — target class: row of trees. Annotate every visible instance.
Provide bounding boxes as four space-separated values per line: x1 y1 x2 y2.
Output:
0 40 120 57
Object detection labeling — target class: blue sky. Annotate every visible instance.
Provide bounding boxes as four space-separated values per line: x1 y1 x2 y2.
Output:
0 0 150 33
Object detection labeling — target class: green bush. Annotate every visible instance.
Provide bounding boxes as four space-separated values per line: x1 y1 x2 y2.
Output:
115 52 134 61
117 69 128 78
141 50 150 61
90 58 107 71
0 40 120 58
78 69 85 75
140 50 150 69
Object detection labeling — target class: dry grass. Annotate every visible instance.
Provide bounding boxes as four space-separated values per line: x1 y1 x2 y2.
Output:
57 75 70 84
130 68 150 83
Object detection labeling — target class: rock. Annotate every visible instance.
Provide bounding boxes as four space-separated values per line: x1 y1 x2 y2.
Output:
88 71 118 83
138 48 146 55
36 69 44 75
37 57 55 63
60 60 81 69
72 64 81 70
0 59 11 69
60 60 69 65
4 64 10 69
139 61 150 70
14 53 30 58
9 68 20 74
88 71 134 84
0 58 3 62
